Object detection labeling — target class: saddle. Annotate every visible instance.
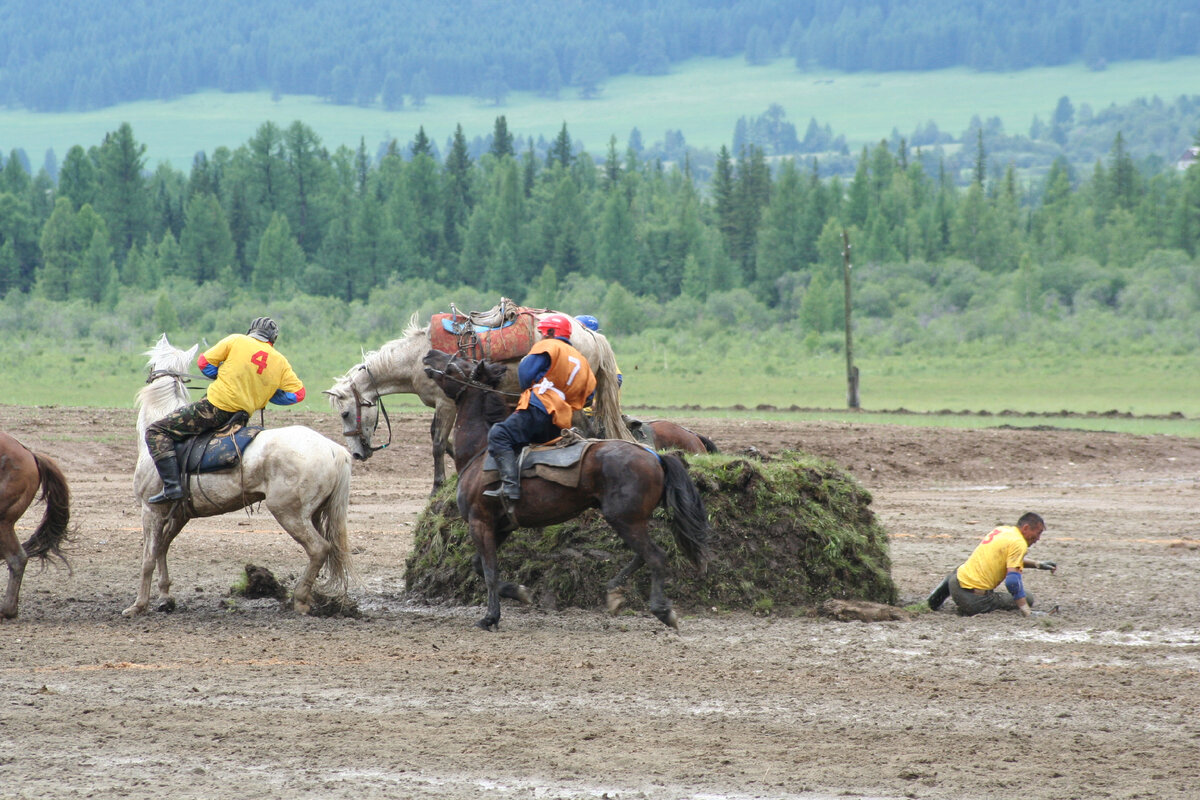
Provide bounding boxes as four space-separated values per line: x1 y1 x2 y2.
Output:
429 297 539 361
174 412 263 476
482 433 597 488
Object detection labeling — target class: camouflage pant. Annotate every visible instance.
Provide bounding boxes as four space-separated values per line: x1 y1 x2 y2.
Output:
145 397 235 461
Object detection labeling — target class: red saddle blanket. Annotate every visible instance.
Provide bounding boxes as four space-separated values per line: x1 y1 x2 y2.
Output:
429 309 538 361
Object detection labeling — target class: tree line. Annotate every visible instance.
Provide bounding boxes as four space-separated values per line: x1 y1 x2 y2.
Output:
3 0 1198 112
2 116 1200 352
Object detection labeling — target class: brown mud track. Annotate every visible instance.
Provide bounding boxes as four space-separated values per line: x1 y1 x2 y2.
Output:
2 405 1198 800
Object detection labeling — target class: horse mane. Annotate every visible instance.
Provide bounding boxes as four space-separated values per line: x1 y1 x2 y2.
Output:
136 335 196 431
327 313 430 405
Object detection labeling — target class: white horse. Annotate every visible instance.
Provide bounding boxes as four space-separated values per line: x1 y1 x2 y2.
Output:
326 312 631 493
125 334 354 616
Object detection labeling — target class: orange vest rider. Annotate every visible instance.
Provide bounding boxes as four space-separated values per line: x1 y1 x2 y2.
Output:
516 337 597 429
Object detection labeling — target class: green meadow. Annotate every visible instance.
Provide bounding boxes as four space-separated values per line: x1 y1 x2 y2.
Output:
2 56 1197 170
5 335 1199 437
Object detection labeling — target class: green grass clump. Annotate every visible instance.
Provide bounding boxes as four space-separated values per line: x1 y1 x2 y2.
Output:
404 451 896 614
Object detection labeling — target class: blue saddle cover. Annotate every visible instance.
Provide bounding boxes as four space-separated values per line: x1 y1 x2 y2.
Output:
441 316 515 334
174 425 263 474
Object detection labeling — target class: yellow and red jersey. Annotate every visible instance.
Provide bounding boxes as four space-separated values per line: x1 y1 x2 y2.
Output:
956 525 1029 591
516 338 596 429
199 334 305 414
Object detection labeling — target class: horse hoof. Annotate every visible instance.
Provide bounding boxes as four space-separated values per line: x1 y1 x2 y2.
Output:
606 588 626 615
121 604 145 617
293 601 311 615
654 608 679 629
476 618 498 632
514 585 533 604
155 598 176 613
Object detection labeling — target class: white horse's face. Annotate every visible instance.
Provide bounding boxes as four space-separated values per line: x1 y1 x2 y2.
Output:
326 376 379 461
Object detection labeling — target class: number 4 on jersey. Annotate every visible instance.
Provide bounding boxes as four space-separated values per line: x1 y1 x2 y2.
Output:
251 350 269 374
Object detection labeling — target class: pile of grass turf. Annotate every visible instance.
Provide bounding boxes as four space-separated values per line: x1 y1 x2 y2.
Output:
404 451 896 615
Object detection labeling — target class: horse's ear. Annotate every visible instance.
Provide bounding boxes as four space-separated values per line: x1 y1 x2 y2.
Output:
485 362 507 386
185 343 199 363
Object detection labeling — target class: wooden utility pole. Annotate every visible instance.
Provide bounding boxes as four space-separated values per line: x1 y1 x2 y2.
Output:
842 230 860 409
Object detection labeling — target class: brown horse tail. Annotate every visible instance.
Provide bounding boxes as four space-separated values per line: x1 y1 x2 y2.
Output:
658 453 710 574
314 448 353 596
23 453 73 569
698 434 719 453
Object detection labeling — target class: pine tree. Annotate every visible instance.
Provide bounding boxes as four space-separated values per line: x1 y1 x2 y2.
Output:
443 125 473 258
490 116 514 160
548 124 573 169
254 212 305 294
57 145 97 210
95 122 148 258
179 193 235 283
75 228 117 306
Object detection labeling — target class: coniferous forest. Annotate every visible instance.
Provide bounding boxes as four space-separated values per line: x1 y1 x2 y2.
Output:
2 0 1198 113
2 113 1200 362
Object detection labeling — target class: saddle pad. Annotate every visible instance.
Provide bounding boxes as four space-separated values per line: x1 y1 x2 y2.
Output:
429 310 537 361
482 440 597 488
175 425 263 474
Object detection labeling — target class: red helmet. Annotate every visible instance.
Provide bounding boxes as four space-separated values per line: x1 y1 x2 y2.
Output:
536 313 573 339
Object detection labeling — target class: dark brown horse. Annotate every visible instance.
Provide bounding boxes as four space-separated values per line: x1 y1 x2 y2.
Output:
641 420 718 455
0 431 72 618
422 350 710 631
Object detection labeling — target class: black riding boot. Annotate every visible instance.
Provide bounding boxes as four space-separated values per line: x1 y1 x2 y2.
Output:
483 449 521 500
148 453 185 504
926 574 952 611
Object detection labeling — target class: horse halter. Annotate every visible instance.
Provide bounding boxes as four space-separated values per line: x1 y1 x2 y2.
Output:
342 364 392 452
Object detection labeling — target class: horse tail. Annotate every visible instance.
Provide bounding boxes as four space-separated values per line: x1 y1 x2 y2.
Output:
658 453 710 573
589 332 633 442
315 449 353 595
698 434 719 454
22 453 73 569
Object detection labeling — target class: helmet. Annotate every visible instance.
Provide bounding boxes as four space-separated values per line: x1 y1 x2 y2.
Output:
247 316 279 344
575 315 600 331
536 313 573 339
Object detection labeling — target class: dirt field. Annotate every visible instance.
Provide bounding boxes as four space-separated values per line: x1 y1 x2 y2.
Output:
2 405 1197 800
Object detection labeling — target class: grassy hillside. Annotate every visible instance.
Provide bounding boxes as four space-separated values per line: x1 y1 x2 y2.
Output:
3 56 1196 171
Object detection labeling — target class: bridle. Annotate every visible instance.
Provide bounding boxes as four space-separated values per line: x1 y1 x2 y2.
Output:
425 352 521 398
145 368 210 388
341 363 392 452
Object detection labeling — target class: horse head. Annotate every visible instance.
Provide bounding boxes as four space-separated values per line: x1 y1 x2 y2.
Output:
136 335 199 429
324 368 386 461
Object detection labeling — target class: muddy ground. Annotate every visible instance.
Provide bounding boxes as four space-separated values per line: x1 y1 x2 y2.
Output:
1 405 1197 800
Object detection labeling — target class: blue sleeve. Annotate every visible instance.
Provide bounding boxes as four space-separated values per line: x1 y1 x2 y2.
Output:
269 389 301 406
197 354 219 378
518 352 551 390
1004 570 1025 600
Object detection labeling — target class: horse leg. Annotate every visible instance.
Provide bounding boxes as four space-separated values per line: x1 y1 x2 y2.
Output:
153 511 188 612
0 522 28 619
123 510 183 616
269 506 331 615
430 402 456 495
471 552 532 604
469 518 504 631
604 554 643 615
607 519 678 629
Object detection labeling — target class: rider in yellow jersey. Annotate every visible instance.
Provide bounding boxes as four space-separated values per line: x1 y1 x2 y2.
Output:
144 317 305 503
926 512 1058 616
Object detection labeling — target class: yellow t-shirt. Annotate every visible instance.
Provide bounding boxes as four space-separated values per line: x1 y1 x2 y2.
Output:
956 525 1028 591
202 334 304 414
